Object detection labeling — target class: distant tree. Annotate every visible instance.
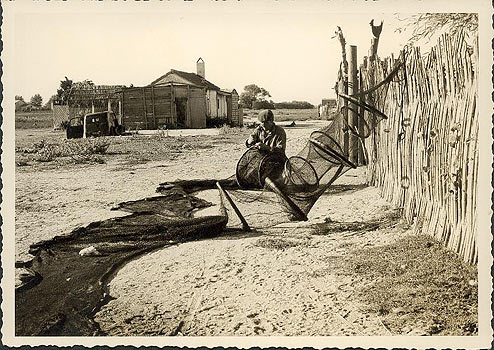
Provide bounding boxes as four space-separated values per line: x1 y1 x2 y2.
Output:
30 94 43 108
56 77 95 105
56 76 73 104
240 84 271 109
395 13 478 43
252 99 275 110
42 95 57 110
275 101 315 109
15 95 24 102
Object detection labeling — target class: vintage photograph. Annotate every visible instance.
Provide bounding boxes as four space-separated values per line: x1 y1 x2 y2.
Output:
2 0 493 348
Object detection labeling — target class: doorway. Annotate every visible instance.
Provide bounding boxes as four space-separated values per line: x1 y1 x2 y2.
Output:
175 98 188 128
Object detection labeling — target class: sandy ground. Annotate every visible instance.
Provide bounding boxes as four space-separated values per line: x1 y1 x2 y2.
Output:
15 120 413 336
94 172 410 336
15 120 324 262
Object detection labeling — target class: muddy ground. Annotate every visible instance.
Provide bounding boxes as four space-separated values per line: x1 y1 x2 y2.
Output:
15 117 477 336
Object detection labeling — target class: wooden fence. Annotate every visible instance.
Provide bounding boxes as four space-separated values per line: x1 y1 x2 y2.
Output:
337 33 478 264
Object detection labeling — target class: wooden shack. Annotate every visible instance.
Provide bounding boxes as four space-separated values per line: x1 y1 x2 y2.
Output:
120 85 206 130
141 58 242 128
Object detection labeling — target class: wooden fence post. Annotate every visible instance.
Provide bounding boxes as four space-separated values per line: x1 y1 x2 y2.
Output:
358 66 366 165
348 45 359 164
335 27 350 157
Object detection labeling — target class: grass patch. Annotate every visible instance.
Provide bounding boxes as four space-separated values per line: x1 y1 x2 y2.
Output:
217 125 247 135
15 128 250 169
254 236 305 250
243 108 319 122
338 234 478 335
16 111 54 129
311 210 401 236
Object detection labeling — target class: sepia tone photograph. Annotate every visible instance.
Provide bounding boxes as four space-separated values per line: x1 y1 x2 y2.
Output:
1 0 493 348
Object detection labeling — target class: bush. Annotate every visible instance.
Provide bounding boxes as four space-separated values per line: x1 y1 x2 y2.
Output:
26 137 111 163
207 117 230 128
59 120 70 130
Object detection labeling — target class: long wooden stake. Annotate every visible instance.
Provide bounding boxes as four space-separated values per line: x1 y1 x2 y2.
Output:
216 182 251 232
348 45 359 165
264 177 308 222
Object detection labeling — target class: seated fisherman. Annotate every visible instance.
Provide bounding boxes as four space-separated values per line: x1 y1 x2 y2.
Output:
246 109 287 156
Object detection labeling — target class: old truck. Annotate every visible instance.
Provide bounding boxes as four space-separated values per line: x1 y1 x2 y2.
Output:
66 111 123 139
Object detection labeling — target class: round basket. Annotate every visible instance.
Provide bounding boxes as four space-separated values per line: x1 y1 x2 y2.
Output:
282 156 319 193
236 147 287 189
258 151 287 186
236 147 266 189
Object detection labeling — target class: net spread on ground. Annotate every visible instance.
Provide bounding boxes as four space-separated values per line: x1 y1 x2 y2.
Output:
170 58 402 228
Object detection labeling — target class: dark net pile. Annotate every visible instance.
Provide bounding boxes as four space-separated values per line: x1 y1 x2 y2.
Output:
16 187 227 336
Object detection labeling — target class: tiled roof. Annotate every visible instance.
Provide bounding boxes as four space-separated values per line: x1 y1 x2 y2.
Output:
150 69 221 91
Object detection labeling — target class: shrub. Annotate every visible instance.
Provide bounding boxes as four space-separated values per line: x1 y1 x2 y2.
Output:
59 120 70 130
29 137 110 163
85 138 110 154
207 117 230 128
35 144 63 162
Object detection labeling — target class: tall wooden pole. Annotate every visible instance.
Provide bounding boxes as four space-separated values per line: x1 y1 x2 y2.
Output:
335 27 349 158
358 66 366 165
348 45 359 164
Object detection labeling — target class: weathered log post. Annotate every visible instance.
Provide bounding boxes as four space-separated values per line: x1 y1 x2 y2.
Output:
348 45 359 164
358 65 366 165
369 19 383 60
365 20 383 170
335 27 349 157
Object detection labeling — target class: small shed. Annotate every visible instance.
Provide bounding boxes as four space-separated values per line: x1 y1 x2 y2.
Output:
224 89 243 126
321 98 337 108
319 98 337 118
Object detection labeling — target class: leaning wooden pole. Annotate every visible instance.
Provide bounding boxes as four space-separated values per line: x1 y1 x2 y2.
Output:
216 182 251 232
217 185 228 218
264 177 308 222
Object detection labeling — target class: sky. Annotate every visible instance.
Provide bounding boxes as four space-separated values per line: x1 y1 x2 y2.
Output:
9 3 453 105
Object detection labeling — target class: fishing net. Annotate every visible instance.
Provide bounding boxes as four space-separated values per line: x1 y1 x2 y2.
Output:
16 51 408 337
158 55 405 230
16 188 228 336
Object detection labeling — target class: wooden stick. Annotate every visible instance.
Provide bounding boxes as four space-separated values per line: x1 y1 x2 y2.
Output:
217 186 228 218
216 182 251 232
264 177 308 222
